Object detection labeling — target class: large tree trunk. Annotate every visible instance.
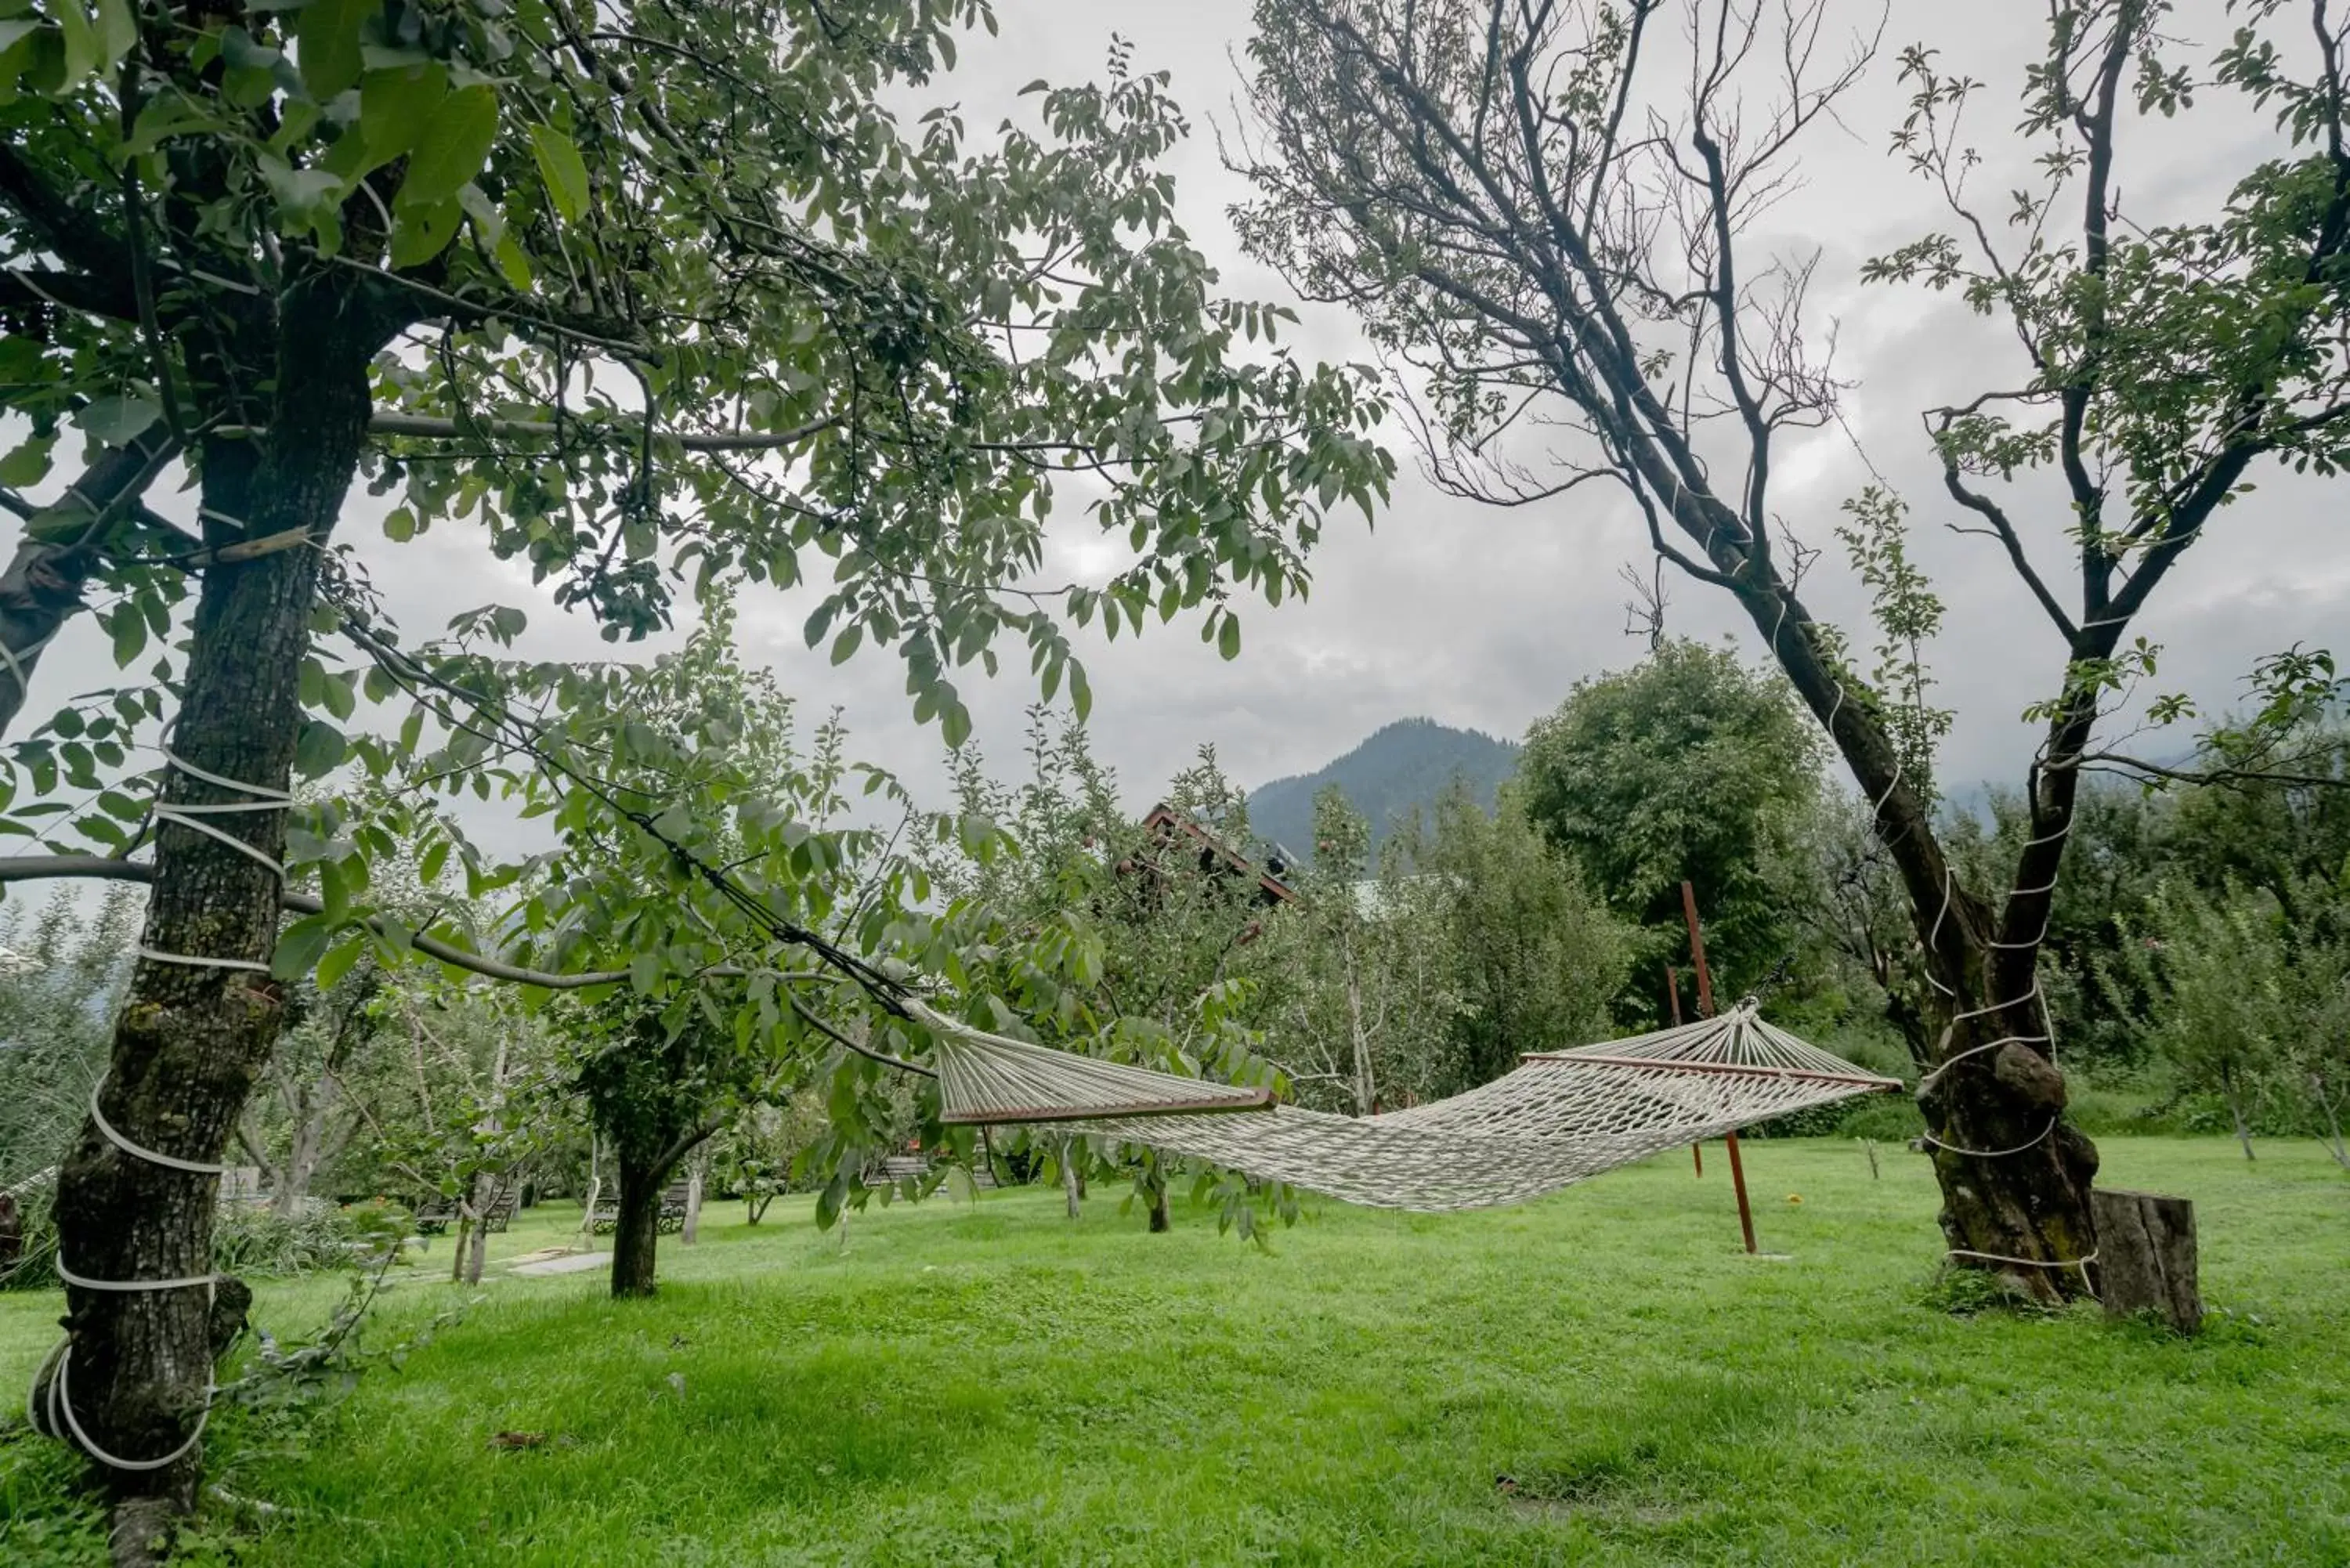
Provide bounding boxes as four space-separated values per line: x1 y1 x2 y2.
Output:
268 1071 338 1221
1915 966 2100 1288
1060 1139 1083 1219
1711 565 2102 1302
609 1151 667 1299
45 292 378 1534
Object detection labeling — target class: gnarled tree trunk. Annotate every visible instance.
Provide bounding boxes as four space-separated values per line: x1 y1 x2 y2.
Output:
46 288 381 1537
1736 580 2101 1302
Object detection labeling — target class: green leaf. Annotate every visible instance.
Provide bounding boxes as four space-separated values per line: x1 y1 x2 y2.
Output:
419 837 449 884
387 198 461 266
528 122 590 222
294 718 347 779
1219 613 1241 661
0 434 55 487
814 1169 848 1230
110 605 145 667
272 916 334 981
322 669 357 721
51 1 96 92
396 84 497 211
258 156 348 243
830 625 862 666
492 232 533 290
295 0 373 101
358 59 447 168
628 951 663 995
122 91 229 157
73 395 161 446
92 0 136 75
315 934 367 992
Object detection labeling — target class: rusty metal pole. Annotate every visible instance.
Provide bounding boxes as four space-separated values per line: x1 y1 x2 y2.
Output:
1681 880 1755 1253
1667 964 1700 1177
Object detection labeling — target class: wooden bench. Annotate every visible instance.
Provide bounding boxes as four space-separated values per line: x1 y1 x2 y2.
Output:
414 1190 518 1236
588 1180 692 1235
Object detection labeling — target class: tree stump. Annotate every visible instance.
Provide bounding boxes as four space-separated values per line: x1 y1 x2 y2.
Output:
2092 1188 2200 1335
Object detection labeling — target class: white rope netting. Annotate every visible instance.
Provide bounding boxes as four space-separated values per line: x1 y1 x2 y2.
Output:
915 1000 1900 1212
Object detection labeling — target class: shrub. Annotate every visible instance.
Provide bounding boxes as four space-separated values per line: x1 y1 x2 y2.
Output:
207 1200 411 1277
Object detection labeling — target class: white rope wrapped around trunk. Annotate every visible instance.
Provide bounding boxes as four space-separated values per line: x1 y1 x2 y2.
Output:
916 1000 1900 1212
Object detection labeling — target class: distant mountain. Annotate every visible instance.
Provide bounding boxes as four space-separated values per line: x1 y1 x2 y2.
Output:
1248 718 1520 864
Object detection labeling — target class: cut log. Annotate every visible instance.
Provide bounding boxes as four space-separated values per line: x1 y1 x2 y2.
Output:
2091 1188 2201 1335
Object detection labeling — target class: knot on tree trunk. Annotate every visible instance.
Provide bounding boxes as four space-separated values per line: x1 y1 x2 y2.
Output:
1991 1042 2067 1111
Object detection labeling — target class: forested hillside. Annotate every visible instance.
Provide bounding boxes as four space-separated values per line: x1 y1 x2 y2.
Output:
1249 719 1520 860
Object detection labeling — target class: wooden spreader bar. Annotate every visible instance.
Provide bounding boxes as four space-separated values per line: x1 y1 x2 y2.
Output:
1520 1053 1904 1092
942 1087 1278 1126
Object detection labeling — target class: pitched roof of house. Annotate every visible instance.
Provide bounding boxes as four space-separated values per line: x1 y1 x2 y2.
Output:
1138 802 1299 905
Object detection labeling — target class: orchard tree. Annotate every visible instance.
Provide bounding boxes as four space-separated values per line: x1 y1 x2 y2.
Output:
938 725 1298 1231
1386 781 1629 1093
567 988 754 1298
1235 0 2350 1294
0 1 1388 1538
1267 785 1456 1113
1518 638 1825 1018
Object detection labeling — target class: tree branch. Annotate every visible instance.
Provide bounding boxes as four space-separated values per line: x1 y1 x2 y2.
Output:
363 410 837 453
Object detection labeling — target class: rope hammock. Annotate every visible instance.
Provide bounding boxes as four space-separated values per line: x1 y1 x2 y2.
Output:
916 999 1901 1212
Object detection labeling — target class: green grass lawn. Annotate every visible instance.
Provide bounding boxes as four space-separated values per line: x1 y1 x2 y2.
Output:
4 1136 2347 1566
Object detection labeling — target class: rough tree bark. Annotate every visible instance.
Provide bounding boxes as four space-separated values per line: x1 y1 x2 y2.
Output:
608 1149 667 1299
43 280 384 1545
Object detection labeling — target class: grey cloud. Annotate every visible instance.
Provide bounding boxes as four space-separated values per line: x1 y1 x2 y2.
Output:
12 0 2340 855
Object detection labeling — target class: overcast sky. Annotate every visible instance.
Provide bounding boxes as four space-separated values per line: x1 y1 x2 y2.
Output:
22 0 2345 827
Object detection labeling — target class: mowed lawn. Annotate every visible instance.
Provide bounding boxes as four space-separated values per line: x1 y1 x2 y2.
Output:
4 1137 2346 1566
